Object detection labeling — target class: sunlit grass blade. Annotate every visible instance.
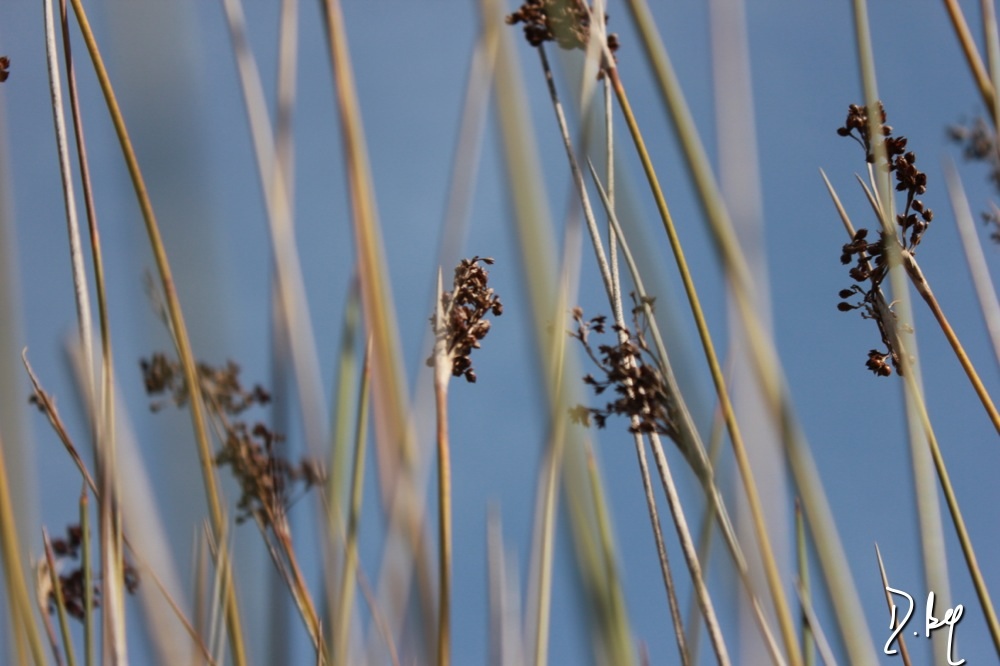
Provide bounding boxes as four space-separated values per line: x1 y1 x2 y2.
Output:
220 0 327 458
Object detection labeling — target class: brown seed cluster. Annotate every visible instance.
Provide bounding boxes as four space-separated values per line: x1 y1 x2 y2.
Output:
0 56 9 83
506 0 619 62
949 117 1000 191
837 102 934 250
430 256 503 384
141 353 271 414
569 304 677 437
948 118 1000 243
982 204 1000 244
141 355 322 526
214 421 324 525
46 524 139 621
835 102 933 377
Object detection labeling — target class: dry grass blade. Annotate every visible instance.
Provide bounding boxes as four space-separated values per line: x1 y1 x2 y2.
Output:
317 0 411 478
0 430 46 666
318 2 438 652
875 544 912 666
901 250 1000 433
490 6 563 664
431 270 453 666
64 2 249 662
942 0 997 117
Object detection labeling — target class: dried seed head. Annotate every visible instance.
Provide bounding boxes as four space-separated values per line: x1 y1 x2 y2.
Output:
430 256 503 383
570 300 678 439
506 1 619 74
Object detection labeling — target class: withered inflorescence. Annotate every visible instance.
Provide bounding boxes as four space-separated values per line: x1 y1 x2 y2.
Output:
569 302 677 437
45 524 139 621
948 117 1000 243
836 102 931 377
141 354 322 525
506 0 619 64
430 256 503 384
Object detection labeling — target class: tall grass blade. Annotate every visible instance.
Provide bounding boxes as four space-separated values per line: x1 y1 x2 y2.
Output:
944 161 1000 369
623 1 878 660
0 431 46 666
335 339 372 666
64 2 249 661
942 0 997 116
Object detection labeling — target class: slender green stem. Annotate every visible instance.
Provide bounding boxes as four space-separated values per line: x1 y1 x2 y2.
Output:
795 500 813 666
335 340 372 666
80 487 94 666
43 530 77 666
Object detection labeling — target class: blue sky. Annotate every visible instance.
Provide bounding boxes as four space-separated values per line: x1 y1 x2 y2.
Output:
3 0 1000 664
